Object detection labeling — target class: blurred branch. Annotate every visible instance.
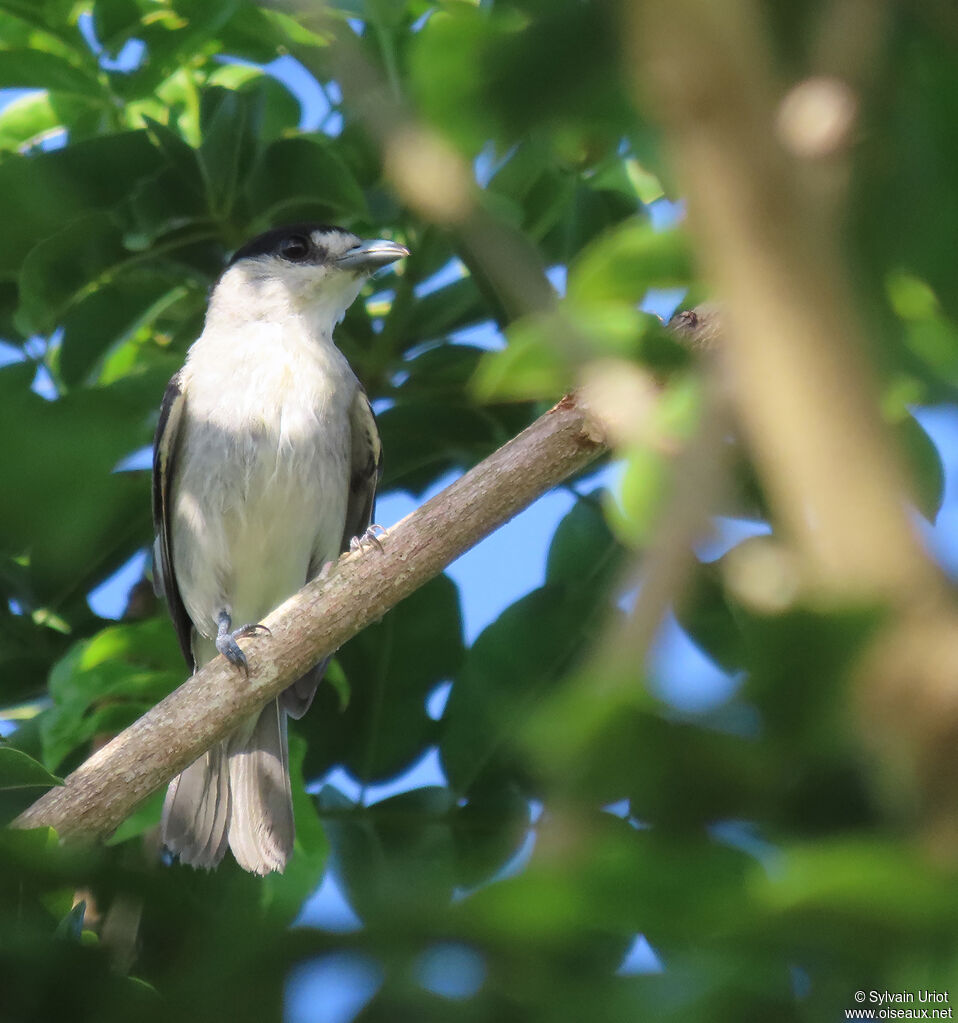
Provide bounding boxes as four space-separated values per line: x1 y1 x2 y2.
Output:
597 305 734 666
630 0 940 605
629 0 958 855
264 0 557 323
530 312 734 769
13 396 607 839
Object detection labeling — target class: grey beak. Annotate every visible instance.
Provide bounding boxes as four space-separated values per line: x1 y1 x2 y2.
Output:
336 239 409 272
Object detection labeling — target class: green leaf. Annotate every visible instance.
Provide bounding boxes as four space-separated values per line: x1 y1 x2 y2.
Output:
441 498 623 793
198 86 255 218
567 218 691 305
852 26 958 320
0 91 62 151
105 788 164 846
92 0 141 57
378 398 510 495
545 495 615 585
677 560 747 674
472 314 570 402
408 4 500 154
109 0 241 100
0 49 102 96
59 270 187 386
0 746 63 790
41 618 182 769
452 779 530 889
758 838 958 927
0 364 155 606
317 783 457 924
609 444 671 545
624 712 772 829
18 210 129 335
0 599 72 707
0 130 158 280
300 574 463 784
404 275 486 340
895 412 944 521
142 116 205 195
0 89 103 153
245 136 368 225
207 64 301 141
214 1 292 63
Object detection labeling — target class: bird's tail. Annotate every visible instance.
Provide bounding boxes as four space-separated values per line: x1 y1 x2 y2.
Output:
226 698 294 874
162 741 231 869
162 698 294 875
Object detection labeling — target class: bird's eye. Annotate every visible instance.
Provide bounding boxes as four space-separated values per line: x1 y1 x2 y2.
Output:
279 235 311 262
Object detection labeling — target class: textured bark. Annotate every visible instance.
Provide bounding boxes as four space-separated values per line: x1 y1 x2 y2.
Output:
14 395 607 839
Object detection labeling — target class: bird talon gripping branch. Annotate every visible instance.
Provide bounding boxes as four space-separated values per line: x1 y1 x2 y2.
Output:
153 224 407 874
213 611 271 676
350 523 387 554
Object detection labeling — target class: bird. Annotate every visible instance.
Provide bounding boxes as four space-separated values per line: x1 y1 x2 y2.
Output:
152 223 408 874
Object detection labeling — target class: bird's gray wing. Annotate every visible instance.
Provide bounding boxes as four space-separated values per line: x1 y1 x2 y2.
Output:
282 387 382 720
339 387 383 555
152 371 193 667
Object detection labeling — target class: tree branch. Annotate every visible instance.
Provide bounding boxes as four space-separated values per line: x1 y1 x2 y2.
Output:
14 396 607 839
631 0 939 605
629 1 958 857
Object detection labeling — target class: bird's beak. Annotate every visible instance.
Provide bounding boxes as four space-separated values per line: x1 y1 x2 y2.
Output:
336 239 409 272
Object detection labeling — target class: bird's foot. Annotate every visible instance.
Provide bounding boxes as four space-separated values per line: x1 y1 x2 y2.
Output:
215 610 271 676
350 523 387 554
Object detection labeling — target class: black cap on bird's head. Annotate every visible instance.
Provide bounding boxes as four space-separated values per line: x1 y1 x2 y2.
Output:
229 223 408 275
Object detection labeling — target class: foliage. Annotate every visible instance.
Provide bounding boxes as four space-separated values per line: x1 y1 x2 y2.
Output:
0 1 956 1021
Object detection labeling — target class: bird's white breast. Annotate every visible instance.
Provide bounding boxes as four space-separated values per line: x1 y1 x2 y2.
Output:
170 318 356 654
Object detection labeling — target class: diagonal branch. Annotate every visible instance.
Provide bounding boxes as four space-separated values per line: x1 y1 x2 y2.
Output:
14 396 607 839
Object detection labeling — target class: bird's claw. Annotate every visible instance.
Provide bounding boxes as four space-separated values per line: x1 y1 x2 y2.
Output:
233 623 271 639
350 523 386 554
216 612 269 676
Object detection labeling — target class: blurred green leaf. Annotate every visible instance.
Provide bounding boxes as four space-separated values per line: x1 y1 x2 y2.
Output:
207 63 301 141
198 86 255 218
452 778 530 889
245 136 368 225
0 364 155 605
0 49 102 96
18 211 129 335
409 4 502 154
92 0 142 57
895 413 944 521
105 787 164 846
0 131 158 282
41 618 181 769
59 270 188 386
0 746 63 790
472 313 570 402
318 783 456 924
567 219 691 305
853 23 958 321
